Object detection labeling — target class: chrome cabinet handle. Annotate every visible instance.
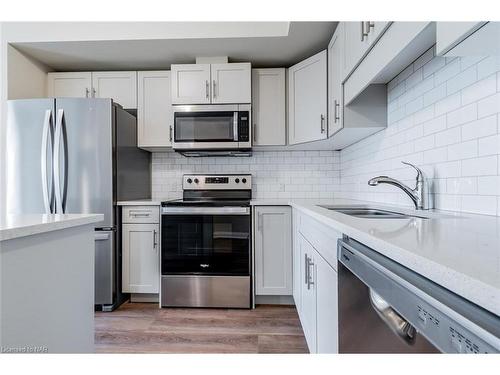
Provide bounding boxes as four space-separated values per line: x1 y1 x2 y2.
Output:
153 229 158 249
369 289 416 345
304 254 309 285
41 109 53 214
366 21 375 34
169 125 173 142
212 80 217 98
91 87 96 98
205 80 209 99
320 114 325 133
307 257 315 290
253 123 257 143
334 100 340 123
85 88 90 98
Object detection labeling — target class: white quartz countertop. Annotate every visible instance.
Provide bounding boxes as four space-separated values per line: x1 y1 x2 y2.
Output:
0 214 104 241
117 199 162 206
281 198 500 317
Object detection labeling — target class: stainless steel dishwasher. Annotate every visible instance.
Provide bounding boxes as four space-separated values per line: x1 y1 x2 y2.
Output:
338 237 500 353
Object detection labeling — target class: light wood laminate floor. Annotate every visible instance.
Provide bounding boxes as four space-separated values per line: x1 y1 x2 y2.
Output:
95 303 309 353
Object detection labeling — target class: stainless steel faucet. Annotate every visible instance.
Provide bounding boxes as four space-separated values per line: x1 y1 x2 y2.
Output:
367 162 431 210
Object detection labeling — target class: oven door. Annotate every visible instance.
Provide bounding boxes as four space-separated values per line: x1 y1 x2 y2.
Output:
172 105 239 150
161 207 251 276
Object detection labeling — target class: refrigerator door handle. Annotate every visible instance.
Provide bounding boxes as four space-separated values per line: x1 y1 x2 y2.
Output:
54 109 68 213
41 109 53 214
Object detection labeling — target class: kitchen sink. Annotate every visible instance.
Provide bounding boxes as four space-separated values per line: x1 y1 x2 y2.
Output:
318 206 429 219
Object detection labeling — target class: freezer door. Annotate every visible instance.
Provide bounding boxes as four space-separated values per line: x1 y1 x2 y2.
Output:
55 98 114 226
94 230 115 305
5 99 56 215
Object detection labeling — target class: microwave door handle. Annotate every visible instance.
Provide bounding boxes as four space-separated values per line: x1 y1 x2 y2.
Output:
233 112 238 141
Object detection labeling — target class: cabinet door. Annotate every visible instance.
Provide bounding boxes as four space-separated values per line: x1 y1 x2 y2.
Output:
171 64 211 104
137 71 173 148
343 22 367 78
211 63 251 104
91 71 137 109
122 223 160 294
292 210 302 309
436 22 486 55
251 68 286 146
299 234 317 353
254 206 292 295
47 72 92 98
328 24 344 137
288 50 327 145
316 251 338 353
366 21 390 45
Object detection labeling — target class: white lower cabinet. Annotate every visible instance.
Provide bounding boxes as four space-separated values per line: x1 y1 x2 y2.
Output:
294 209 339 353
122 206 160 294
316 251 338 353
299 234 317 353
254 206 292 295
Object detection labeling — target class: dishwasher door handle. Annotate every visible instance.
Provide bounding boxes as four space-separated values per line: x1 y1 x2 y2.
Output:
369 289 416 345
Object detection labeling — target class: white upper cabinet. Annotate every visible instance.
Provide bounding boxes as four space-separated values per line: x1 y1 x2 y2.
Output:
343 21 390 79
171 64 211 105
47 72 92 98
211 63 251 104
47 71 137 108
171 63 251 105
437 22 500 56
288 50 327 145
328 23 344 137
254 206 292 296
91 71 137 109
251 68 286 146
137 71 173 150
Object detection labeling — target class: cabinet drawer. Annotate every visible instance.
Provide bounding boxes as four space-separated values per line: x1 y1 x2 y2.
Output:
122 206 159 224
298 212 341 271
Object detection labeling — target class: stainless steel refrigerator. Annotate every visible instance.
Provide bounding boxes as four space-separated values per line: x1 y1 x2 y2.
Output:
5 98 151 311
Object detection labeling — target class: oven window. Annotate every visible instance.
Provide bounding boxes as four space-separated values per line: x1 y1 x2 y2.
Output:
161 214 250 275
174 112 235 142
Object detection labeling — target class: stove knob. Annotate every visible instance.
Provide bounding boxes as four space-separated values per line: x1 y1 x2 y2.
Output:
235 178 240 184
187 178 193 184
194 178 199 184
242 178 247 184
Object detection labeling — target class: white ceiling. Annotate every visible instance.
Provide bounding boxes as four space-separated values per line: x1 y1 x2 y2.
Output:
12 22 337 71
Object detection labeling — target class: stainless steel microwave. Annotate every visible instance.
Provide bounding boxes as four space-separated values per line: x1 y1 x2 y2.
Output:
172 104 251 152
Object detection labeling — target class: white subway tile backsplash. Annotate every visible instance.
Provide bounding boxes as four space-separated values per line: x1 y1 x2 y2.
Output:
461 73 497 105
151 150 339 200
339 48 500 216
461 115 497 141
446 65 477 95
461 156 497 177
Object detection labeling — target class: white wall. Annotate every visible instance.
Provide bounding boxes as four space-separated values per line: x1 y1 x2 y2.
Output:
7 45 50 99
151 150 340 201
338 47 500 216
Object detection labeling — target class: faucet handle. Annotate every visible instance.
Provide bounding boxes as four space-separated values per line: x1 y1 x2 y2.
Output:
402 161 424 180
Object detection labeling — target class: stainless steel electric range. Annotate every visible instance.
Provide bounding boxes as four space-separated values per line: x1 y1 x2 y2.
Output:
160 174 252 308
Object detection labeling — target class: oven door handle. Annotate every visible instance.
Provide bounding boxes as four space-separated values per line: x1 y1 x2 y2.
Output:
233 112 238 141
162 206 250 215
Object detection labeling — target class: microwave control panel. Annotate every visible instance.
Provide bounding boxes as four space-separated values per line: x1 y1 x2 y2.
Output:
238 111 250 142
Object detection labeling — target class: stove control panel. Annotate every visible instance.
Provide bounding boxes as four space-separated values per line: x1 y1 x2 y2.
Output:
183 174 252 190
